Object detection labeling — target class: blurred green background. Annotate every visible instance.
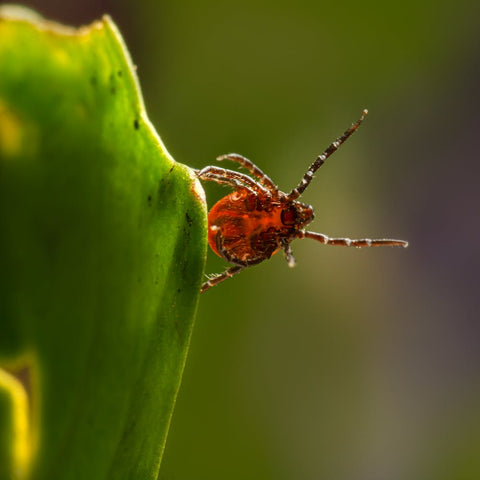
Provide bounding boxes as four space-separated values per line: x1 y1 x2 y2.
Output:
10 1 480 478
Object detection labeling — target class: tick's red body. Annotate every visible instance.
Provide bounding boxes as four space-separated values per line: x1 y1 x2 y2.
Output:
207 190 313 265
197 110 408 293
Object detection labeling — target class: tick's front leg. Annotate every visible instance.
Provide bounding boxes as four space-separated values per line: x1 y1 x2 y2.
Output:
299 230 409 248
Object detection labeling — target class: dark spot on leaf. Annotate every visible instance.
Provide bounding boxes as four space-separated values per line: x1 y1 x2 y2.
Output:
121 419 137 440
110 86 116 95
174 317 181 339
117 70 122 77
134 118 139 130
185 212 193 226
169 165 175 173
157 174 175 200
147 194 152 206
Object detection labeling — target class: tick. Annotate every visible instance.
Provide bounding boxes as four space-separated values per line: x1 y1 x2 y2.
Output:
197 109 408 293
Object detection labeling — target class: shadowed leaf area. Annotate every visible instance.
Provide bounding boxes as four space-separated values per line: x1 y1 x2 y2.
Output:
0 6 207 479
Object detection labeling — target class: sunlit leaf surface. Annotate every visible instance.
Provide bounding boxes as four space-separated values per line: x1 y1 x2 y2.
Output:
0 6 207 479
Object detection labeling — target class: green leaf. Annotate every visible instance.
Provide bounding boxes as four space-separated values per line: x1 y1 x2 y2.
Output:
0 6 207 479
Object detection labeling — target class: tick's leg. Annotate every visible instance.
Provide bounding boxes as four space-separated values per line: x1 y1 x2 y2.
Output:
299 230 409 248
281 239 296 267
289 109 368 200
197 166 270 196
196 171 257 196
201 265 245 293
216 153 278 193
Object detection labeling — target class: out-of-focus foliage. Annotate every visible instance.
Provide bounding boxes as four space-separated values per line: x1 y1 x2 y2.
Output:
0 6 206 479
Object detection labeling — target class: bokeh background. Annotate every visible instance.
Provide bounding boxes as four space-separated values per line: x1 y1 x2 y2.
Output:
12 1 480 479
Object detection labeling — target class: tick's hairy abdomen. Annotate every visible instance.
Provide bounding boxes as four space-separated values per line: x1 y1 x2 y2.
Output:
207 191 293 265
